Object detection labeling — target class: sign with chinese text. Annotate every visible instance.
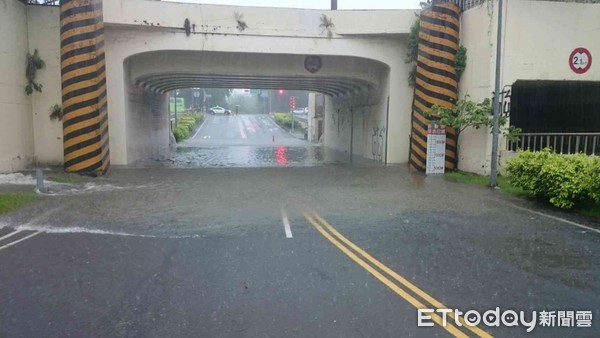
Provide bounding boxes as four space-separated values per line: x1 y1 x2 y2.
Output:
426 125 446 174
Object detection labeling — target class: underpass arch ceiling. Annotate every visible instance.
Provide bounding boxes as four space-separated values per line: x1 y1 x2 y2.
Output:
135 73 376 98
125 50 388 99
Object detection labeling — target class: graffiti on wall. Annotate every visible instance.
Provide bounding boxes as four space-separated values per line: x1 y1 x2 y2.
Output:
372 126 386 162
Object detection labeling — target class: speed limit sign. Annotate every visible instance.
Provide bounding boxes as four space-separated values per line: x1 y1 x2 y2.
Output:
569 47 592 74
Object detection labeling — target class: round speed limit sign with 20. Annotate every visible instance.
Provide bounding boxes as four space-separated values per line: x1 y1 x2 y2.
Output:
569 47 592 74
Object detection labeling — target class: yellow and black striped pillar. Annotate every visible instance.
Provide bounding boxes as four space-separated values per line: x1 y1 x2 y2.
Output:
60 0 109 174
410 2 460 171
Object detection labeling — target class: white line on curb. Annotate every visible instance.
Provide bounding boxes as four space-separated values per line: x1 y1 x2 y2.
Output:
507 204 600 234
281 207 293 238
192 115 209 139
0 232 41 252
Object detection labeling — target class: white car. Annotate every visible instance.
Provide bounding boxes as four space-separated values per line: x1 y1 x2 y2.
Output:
293 107 308 115
210 106 226 114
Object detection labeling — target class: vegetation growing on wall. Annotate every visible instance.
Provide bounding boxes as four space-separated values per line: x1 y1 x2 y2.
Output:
455 45 467 80
405 17 420 87
406 16 468 86
234 12 248 32
49 104 63 121
25 49 45 95
319 14 335 38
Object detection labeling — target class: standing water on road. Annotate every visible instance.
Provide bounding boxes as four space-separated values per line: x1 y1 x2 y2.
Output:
158 114 368 167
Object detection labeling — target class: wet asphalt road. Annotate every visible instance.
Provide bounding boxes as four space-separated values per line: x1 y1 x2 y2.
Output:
168 114 335 168
0 114 599 337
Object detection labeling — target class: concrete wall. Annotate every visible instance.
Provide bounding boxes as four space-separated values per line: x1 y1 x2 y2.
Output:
104 13 412 165
0 2 62 173
458 0 600 175
27 5 63 166
0 0 33 173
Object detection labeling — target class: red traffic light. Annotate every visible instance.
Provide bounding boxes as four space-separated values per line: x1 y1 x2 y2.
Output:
278 90 284 94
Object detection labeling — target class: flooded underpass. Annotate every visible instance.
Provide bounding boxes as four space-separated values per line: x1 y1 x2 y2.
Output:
149 113 375 168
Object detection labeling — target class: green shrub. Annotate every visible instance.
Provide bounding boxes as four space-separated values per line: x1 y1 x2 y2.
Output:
173 125 189 142
173 113 205 142
274 112 304 131
586 156 600 204
506 149 600 209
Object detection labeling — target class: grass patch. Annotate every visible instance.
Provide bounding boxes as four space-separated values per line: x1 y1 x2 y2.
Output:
0 193 38 215
445 171 531 197
47 173 82 184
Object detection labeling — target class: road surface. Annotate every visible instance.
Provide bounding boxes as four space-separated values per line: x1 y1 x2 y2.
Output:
0 114 599 337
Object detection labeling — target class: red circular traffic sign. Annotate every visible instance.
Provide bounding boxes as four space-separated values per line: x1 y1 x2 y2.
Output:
569 47 592 74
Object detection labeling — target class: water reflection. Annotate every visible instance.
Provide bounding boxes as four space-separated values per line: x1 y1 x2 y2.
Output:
164 145 351 168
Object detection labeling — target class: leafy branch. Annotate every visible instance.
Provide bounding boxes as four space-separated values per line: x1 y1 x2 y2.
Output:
426 95 521 167
25 49 45 95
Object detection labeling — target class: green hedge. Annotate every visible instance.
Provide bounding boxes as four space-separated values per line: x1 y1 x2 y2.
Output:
274 112 304 131
173 113 204 142
506 149 600 209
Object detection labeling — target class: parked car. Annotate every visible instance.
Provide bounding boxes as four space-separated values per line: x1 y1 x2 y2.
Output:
293 107 308 115
225 109 232 115
209 106 226 114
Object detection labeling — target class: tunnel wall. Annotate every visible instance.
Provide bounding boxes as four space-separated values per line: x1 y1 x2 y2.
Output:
323 69 392 163
124 80 171 165
409 2 460 171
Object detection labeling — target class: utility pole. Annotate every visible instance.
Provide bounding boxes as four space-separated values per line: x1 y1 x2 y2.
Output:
490 0 504 187
331 0 337 10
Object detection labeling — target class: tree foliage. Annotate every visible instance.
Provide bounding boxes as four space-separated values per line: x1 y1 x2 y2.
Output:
427 95 520 141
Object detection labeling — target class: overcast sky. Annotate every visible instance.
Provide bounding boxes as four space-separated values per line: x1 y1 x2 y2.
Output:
165 0 423 10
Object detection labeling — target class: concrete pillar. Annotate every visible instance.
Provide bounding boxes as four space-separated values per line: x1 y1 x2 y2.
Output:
60 0 110 174
409 2 460 171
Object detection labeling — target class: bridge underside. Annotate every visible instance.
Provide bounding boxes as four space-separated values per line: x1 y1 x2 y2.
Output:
136 74 374 98
114 50 391 166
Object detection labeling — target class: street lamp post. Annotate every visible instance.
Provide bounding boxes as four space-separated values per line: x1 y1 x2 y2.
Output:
490 0 504 187
174 89 180 128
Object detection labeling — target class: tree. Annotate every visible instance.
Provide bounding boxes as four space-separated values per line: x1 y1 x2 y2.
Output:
426 95 521 167
226 92 260 114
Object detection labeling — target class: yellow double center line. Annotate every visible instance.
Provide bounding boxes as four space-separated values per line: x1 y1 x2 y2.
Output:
302 210 492 338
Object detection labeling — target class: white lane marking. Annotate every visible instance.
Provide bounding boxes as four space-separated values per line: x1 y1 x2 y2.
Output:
281 207 293 238
237 116 247 139
507 203 600 234
192 116 209 139
0 230 23 242
0 231 41 252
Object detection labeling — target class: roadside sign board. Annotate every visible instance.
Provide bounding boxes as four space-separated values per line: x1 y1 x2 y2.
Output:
569 47 592 74
426 124 446 174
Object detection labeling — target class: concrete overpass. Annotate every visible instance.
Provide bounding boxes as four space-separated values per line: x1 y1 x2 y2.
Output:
61 0 418 171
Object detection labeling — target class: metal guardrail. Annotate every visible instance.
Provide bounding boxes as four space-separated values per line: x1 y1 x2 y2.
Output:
454 0 488 11
507 133 600 155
